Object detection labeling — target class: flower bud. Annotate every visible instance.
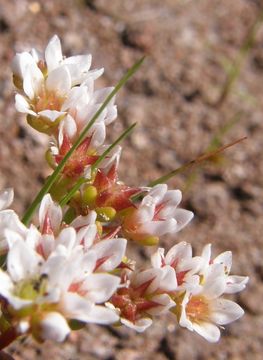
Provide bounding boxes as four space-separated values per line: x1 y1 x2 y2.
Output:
96 207 116 222
82 185 97 206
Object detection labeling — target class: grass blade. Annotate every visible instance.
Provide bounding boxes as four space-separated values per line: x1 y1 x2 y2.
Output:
91 122 137 171
148 137 247 187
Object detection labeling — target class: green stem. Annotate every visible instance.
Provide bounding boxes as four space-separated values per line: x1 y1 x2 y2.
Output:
22 57 145 226
91 122 137 170
216 10 263 106
59 178 86 207
148 137 246 187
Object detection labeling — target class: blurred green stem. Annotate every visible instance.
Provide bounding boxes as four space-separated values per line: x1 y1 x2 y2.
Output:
215 10 263 106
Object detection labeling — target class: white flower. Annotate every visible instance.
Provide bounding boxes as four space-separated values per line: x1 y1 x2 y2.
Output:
0 188 27 255
200 244 249 294
13 35 117 135
110 266 176 332
0 238 121 342
178 284 244 342
123 184 193 245
151 242 202 293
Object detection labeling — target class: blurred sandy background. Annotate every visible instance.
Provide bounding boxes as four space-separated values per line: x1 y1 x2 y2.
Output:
0 0 263 359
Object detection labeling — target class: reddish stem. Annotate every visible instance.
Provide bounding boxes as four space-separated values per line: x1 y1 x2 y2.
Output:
0 327 18 351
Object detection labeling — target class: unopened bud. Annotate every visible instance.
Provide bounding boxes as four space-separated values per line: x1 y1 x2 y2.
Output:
96 207 116 222
82 185 97 206
139 235 159 246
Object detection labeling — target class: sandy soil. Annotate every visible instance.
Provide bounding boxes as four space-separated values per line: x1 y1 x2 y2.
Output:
0 0 263 359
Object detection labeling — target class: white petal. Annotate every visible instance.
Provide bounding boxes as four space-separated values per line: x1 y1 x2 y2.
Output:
23 63 43 99
12 52 36 78
59 114 77 142
136 203 155 224
79 250 97 274
39 194 62 234
45 35 63 72
214 251 232 273
78 304 119 324
172 209 194 231
162 189 182 208
74 224 96 249
63 54 91 67
159 266 177 291
165 241 192 266
98 145 122 169
86 68 104 81
148 294 175 315
179 292 193 330
93 87 114 104
132 268 162 294
201 244 211 266
30 48 41 62
39 312 70 342
41 234 55 258
89 123 106 149
63 55 92 86
105 104 117 125
151 247 164 268
146 184 167 204
56 227 77 252
210 298 244 325
121 317 152 332
38 110 65 123
5 229 25 249
15 94 36 115
7 241 43 282
70 211 97 229
0 211 28 254
178 256 202 274
225 275 249 294
61 84 92 111
46 66 71 95
142 219 178 236
83 273 120 303
92 238 127 272
192 322 220 343
0 188 14 210
203 275 226 299
62 292 93 318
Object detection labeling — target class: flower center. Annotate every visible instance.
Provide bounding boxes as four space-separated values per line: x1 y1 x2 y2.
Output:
15 274 48 301
33 86 65 113
186 295 210 322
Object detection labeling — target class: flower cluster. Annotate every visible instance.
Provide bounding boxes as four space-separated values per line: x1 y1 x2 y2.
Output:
0 36 248 349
